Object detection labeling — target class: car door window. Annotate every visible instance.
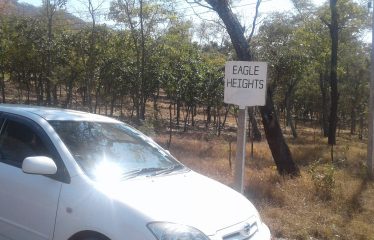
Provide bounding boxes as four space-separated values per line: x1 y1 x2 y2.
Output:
0 119 51 167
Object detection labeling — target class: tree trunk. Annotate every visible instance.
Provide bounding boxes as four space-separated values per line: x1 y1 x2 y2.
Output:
192 105 196 127
0 71 5 103
319 71 329 137
260 89 299 175
359 111 363 140
205 0 299 176
153 89 160 121
52 84 58 106
140 96 146 120
64 72 75 108
219 104 231 135
216 105 221 134
167 102 173 149
26 77 30 104
120 96 124 118
183 105 190 132
206 105 212 128
328 0 339 145
350 107 356 135
86 0 100 112
176 100 181 128
139 0 146 121
285 86 297 139
94 85 100 114
287 106 298 139
37 73 44 105
248 107 262 141
45 0 53 106
110 94 116 117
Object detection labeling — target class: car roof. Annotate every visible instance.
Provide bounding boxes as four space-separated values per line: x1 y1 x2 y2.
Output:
0 104 120 122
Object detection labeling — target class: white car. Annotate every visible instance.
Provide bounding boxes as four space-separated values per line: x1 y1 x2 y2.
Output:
0 104 271 240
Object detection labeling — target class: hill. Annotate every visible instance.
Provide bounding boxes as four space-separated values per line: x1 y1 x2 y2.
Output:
1 0 41 17
0 0 86 28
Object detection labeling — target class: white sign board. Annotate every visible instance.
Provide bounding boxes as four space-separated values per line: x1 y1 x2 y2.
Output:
224 61 267 107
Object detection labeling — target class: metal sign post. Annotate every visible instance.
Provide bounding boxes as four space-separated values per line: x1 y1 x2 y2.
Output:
249 107 255 161
234 107 248 193
224 61 267 193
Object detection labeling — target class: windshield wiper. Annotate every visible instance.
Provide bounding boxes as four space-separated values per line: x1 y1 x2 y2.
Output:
122 167 166 179
122 165 186 179
150 165 185 176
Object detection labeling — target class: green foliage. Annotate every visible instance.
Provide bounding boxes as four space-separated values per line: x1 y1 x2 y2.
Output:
0 0 371 141
251 0 369 138
137 118 157 137
310 161 336 201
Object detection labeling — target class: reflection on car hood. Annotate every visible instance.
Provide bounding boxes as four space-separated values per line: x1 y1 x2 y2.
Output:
103 171 257 236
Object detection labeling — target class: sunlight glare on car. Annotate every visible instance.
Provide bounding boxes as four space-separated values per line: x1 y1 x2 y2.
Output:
93 160 123 186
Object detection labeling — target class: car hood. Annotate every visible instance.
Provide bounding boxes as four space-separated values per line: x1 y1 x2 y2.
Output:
102 171 258 236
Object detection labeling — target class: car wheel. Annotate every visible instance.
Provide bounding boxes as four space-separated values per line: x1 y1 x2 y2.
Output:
70 231 110 240
80 237 107 240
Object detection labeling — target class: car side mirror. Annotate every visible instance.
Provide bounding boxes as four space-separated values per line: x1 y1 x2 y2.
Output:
22 156 57 175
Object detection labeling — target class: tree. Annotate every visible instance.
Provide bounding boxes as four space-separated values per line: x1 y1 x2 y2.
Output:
0 13 9 103
253 13 310 139
338 39 369 137
326 0 339 146
110 0 174 120
159 21 196 126
317 0 368 145
290 0 369 139
80 0 106 111
202 0 300 176
42 0 67 105
4 16 46 103
57 30 86 108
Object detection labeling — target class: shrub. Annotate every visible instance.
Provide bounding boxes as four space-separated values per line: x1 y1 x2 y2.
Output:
309 161 335 201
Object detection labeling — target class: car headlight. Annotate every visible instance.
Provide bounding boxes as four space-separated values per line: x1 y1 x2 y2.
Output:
147 222 210 240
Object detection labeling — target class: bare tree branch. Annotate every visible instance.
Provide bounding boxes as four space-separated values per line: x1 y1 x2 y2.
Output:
248 0 261 43
204 0 300 176
186 0 213 10
185 0 224 27
320 16 331 29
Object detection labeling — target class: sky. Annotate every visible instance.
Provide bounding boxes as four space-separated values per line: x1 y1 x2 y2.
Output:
19 0 371 43
19 0 327 26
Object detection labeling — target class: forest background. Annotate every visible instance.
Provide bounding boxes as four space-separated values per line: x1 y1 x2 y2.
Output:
1 0 374 239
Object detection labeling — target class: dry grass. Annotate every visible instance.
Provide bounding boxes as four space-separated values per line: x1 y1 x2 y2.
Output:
6 90 373 239
154 128 374 240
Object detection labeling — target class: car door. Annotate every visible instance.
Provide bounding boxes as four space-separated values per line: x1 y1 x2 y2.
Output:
0 114 63 240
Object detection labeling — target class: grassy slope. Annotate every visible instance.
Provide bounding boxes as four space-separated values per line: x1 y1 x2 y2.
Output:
154 128 374 240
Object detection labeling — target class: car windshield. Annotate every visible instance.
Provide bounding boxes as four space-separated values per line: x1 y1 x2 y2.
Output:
49 121 185 181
